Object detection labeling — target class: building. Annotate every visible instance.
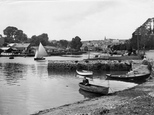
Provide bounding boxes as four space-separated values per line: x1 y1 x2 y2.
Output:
0 43 32 56
8 43 31 54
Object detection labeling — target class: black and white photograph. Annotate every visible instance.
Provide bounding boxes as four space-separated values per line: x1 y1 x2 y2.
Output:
0 0 154 115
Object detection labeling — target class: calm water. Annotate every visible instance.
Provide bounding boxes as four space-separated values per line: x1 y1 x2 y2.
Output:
2 52 152 115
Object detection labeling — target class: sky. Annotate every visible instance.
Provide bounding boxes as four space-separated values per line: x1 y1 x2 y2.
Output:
0 0 154 41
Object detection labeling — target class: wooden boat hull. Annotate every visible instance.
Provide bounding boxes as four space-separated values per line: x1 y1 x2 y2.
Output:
34 57 45 60
79 82 109 95
76 70 93 76
9 56 14 59
106 73 150 81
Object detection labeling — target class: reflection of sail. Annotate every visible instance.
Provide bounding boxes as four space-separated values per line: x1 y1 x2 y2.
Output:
32 63 48 78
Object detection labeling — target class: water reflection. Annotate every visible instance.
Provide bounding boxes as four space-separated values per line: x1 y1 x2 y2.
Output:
1 63 28 85
78 88 102 98
48 69 76 78
31 63 48 78
0 56 140 115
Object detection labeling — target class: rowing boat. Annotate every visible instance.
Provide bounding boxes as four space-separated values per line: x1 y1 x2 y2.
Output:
76 70 93 76
79 82 109 95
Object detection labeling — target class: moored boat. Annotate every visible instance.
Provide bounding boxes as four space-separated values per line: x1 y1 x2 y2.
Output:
106 73 150 81
9 55 14 59
76 70 93 76
79 82 109 95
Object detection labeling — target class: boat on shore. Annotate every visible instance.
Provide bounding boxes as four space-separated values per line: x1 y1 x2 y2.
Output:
76 70 93 76
79 82 109 95
9 55 14 59
106 73 150 81
34 42 48 61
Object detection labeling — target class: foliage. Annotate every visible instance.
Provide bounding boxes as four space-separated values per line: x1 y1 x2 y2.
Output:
111 43 127 50
14 30 28 42
70 36 82 51
3 26 28 43
131 25 154 50
30 33 49 46
59 40 69 49
3 26 18 38
84 46 88 51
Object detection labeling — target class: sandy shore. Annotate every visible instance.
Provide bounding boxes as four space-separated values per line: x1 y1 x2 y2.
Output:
32 70 154 115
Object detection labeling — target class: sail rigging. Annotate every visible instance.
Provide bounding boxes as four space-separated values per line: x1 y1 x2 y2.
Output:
34 42 47 59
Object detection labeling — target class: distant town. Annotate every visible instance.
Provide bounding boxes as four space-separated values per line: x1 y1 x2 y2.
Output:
0 17 154 56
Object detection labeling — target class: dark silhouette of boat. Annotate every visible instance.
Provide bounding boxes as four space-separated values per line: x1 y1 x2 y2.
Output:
9 55 14 59
79 82 109 95
106 73 150 81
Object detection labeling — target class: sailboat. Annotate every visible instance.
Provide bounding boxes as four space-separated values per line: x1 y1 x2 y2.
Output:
34 42 48 60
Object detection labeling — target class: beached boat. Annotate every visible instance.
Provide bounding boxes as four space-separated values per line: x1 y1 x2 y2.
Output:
34 42 48 60
106 73 150 81
76 70 93 76
9 55 14 59
79 82 109 95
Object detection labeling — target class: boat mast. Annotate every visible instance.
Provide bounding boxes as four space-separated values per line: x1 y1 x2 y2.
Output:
137 29 140 55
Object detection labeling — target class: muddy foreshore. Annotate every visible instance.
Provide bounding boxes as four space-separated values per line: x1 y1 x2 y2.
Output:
31 60 154 115
32 73 154 115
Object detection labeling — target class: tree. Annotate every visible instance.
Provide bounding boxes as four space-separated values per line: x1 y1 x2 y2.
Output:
59 40 69 49
3 26 18 38
0 35 4 46
70 36 82 51
30 33 49 46
84 46 88 51
14 30 28 42
3 26 28 43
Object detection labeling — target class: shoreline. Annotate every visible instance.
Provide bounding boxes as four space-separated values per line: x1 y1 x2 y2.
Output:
32 59 153 115
48 60 132 71
32 73 154 115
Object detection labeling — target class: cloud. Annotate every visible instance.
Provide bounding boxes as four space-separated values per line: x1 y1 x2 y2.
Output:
55 0 121 22
0 0 154 40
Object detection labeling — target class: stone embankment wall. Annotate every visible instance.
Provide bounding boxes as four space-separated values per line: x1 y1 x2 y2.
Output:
48 60 132 71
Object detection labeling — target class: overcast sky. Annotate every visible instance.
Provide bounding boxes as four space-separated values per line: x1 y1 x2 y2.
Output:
0 0 154 41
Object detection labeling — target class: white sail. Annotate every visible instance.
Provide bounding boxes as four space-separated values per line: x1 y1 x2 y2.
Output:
35 42 48 58
34 50 38 58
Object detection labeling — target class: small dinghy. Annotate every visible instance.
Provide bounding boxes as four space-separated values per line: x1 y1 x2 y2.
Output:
79 82 109 95
76 70 93 76
106 73 150 81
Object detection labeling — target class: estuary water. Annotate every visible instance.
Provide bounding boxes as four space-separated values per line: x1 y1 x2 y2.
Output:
0 52 144 115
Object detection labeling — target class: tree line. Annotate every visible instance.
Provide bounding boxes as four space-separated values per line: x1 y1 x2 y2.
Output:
111 22 154 51
1 20 154 53
1 26 82 51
